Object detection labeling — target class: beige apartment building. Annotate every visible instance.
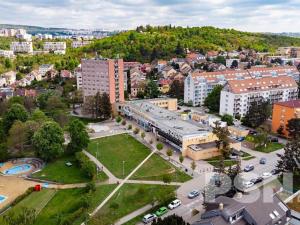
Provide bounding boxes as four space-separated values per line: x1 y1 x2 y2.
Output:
81 58 125 104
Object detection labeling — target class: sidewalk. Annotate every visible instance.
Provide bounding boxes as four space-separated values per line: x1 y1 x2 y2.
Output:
115 203 157 225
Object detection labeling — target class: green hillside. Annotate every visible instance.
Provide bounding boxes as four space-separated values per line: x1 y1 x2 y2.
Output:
83 26 300 62
1 26 300 75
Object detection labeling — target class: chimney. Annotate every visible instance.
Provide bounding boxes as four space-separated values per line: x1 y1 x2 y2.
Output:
219 202 224 210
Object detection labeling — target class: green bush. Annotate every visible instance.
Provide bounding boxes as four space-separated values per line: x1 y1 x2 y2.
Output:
121 120 126 126
127 124 132 130
133 127 140 134
10 187 34 206
156 143 164 150
116 116 122 123
75 152 97 179
141 132 145 139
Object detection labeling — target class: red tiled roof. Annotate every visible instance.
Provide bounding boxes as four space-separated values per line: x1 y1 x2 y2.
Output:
274 100 300 108
227 76 297 94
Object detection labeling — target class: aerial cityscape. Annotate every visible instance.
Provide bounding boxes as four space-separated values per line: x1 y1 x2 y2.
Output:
1 1 300 225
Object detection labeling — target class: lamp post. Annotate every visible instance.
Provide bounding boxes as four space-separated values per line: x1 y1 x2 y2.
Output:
123 161 125 177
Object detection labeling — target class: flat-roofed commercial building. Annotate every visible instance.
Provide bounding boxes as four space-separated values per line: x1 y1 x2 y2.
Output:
121 98 241 160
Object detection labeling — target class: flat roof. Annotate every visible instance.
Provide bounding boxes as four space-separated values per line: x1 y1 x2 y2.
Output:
127 99 211 137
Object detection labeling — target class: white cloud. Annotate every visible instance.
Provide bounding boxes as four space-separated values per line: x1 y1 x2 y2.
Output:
0 0 299 32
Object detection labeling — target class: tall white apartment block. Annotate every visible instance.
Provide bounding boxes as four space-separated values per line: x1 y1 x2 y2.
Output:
44 42 66 52
184 66 299 106
219 76 298 117
10 42 33 53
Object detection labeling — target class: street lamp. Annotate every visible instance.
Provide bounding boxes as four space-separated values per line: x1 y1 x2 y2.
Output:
123 161 125 177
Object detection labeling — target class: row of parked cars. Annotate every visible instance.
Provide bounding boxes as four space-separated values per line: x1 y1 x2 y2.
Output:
142 199 182 223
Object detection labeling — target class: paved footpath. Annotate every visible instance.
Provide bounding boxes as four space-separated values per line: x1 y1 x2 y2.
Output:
115 203 157 225
83 150 120 184
87 149 157 220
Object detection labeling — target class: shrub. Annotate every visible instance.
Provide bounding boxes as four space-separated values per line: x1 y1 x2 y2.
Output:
121 120 126 126
133 127 140 134
75 152 97 179
85 181 96 193
141 132 145 139
156 143 164 151
162 174 172 183
127 124 132 130
116 116 122 123
10 187 34 206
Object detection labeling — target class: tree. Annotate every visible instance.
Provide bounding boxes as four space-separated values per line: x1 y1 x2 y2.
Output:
166 149 173 160
145 80 160 98
67 119 89 154
221 114 234 126
4 58 12 69
277 125 284 136
277 140 300 173
204 85 223 112
156 143 164 151
7 120 27 151
230 60 238 69
286 118 300 139
141 132 145 139
0 144 9 162
168 80 184 99
33 121 64 162
3 103 28 134
3 207 36 225
133 127 140 134
152 215 189 225
213 56 226 65
213 121 231 173
100 92 112 119
191 161 196 174
179 155 184 163
242 100 271 128
162 174 172 184
116 116 122 123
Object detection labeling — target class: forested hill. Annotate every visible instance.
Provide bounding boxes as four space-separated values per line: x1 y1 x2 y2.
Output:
84 26 300 62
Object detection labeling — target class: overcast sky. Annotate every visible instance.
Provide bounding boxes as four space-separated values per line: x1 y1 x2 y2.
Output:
0 0 299 32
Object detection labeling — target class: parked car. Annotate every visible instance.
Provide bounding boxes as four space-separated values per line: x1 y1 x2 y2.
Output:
243 181 254 189
260 157 267 164
188 190 200 199
143 214 157 224
236 137 245 142
271 169 280 175
155 207 168 217
244 165 254 172
168 199 182 209
262 172 272 179
250 177 263 184
229 154 238 159
271 137 279 142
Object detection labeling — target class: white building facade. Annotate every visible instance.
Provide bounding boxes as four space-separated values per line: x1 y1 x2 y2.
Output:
10 42 33 53
184 66 299 107
219 76 298 117
44 42 66 52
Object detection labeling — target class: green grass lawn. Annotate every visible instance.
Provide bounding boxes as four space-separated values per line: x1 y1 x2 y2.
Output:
0 189 57 224
1 184 116 225
32 155 108 184
90 184 177 225
88 134 153 179
255 143 284 153
131 154 191 182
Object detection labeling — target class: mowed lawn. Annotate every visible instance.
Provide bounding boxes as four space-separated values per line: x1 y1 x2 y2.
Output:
0 189 56 225
1 185 116 225
90 184 177 225
32 155 108 184
88 134 151 178
131 153 191 182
